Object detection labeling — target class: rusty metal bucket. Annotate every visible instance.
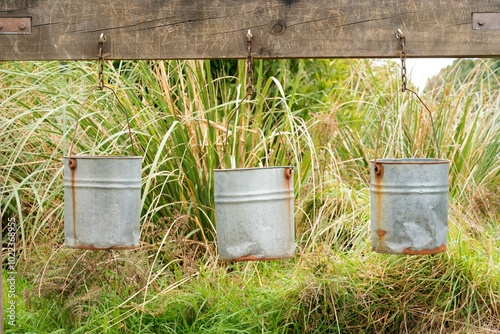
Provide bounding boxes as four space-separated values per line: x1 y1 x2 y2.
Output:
214 167 295 261
62 37 143 249
64 156 142 249
370 158 449 255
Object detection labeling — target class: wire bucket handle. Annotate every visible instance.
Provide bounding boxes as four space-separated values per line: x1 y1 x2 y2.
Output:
68 34 137 158
374 30 441 162
220 30 294 169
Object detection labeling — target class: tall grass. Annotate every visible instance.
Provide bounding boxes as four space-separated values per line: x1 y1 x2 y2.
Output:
1 58 499 333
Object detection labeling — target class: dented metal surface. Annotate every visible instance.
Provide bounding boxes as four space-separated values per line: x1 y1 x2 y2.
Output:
214 167 295 261
64 156 142 250
370 158 449 255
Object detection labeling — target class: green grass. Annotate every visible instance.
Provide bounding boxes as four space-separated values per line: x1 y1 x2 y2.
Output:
1 58 499 333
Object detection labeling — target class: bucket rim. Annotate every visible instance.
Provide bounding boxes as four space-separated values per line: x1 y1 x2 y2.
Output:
63 155 142 160
370 158 449 164
214 166 293 172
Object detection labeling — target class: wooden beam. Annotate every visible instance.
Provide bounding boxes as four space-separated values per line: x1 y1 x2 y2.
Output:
1 0 500 60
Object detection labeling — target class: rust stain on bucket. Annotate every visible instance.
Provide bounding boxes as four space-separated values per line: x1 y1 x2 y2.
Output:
403 244 446 255
69 244 139 251
69 158 77 242
284 167 294 254
377 230 387 238
233 255 261 262
231 254 293 262
373 163 385 251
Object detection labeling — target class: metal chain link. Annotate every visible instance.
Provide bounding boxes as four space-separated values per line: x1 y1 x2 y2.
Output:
246 30 255 97
396 29 407 92
98 33 106 90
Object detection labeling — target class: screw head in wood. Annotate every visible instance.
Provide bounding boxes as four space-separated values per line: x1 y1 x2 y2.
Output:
271 20 287 35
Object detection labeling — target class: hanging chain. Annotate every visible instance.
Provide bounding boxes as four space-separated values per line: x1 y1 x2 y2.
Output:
246 30 293 168
98 33 106 90
222 30 294 168
374 29 441 161
69 33 138 157
396 29 407 92
221 30 255 162
246 30 255 97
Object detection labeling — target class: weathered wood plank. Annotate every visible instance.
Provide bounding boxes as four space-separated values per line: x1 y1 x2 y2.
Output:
0 0 499 60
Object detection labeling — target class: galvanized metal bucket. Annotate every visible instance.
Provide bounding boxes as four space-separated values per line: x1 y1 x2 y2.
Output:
64 156 142 249
370 158 449 255
214 167 295 261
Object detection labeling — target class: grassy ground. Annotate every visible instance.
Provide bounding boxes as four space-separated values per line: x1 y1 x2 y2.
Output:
1 58 499 333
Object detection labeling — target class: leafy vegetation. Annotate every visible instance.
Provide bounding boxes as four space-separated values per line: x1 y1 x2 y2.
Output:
1 57 499 333
426 58 500 92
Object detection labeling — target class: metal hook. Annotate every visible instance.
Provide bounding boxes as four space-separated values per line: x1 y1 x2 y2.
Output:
396 29 405 49
396 29 404 40
99 33 107 43
247 29 253 42
98 33 106 57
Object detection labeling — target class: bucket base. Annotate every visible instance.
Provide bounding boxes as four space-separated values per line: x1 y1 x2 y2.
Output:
373 240 448 255
220 254 294 262
65 244 139 251
401 244 446 255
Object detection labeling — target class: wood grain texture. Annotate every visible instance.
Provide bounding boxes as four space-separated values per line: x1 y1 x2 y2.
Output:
0 0 499 60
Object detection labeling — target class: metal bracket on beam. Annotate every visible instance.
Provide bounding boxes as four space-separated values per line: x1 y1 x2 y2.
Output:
472 13 500 30
0 17 32 35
